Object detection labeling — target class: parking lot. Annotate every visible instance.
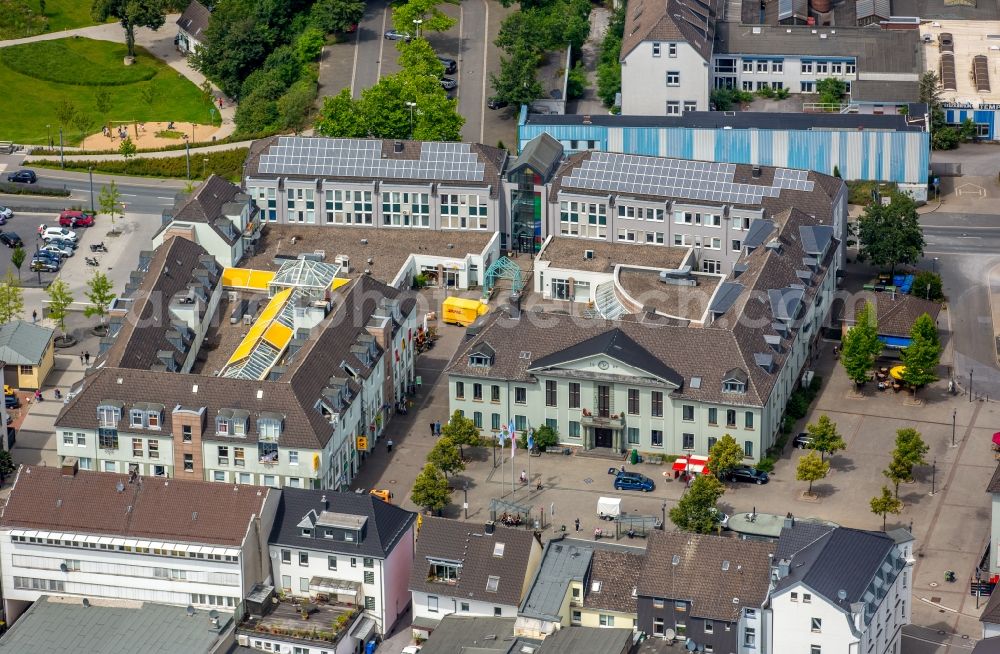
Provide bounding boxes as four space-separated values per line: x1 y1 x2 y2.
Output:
317 0 518 146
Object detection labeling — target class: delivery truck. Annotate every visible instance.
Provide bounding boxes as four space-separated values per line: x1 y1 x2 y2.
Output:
441 296 489 327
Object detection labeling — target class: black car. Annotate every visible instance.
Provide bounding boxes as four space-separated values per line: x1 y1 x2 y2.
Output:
726 466 770 484
6 170 36 184
437 56 457 74
4 394 20 409
440 77 457 90
487 96 509 110
0 231 23 248
792 432 814 449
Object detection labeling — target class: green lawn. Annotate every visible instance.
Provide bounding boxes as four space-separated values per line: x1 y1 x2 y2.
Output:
0 0 107 39
0 38 221 146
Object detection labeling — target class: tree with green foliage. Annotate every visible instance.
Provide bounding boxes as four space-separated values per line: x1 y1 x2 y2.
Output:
441 410 481 458
856 193 924 277
95 88 112 120
596 3 625 107
314 89 365 136
669 474 726 534
870 486 903 531
0 449 14 482
91 0 167 60
532 424 559 451
118 137 137 170
490 45 543 108
900 313 941 394
398 38 446 78
411 463 451 513
55 98 76 129
805 414 846 462
427 436 464 477
392 0 457 36
895 427 929 474
883 456 910 499
83 271 116 331
709 434 743 480
841 300 881 386
10 246 24 282
295 27 326 62
912 270 944 301
796 451 829 496
566 62 587 100
46 279 74 341
98 181 123 233
817 77 847 106
919 70 942 109
277 79 318 132
0 269 24 325
310 0 366 34
72 111 96 142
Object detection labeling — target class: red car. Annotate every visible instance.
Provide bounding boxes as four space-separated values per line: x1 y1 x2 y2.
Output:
58 210 95 228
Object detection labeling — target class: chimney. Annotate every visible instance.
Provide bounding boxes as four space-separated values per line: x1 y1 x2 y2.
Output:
484 521 496 535
752 165 762 178
61 457 79 477
393 141 404 153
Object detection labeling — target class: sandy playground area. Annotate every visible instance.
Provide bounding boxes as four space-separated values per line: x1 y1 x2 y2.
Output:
80 121 222 150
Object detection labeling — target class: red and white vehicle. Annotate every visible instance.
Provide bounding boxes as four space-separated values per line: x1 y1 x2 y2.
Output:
58 210 95 228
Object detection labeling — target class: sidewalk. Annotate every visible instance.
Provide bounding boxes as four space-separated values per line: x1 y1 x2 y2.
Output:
0 16 237 140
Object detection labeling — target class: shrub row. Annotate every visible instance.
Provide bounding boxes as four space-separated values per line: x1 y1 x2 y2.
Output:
28 130 275 157
27 148 249 183
0 182 70 197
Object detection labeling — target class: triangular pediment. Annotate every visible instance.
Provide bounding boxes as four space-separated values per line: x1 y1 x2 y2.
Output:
528 328 683 386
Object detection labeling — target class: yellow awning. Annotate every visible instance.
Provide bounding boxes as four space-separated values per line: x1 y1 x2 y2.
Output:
225 287 293 365
221 267 275 290
262 322 292 350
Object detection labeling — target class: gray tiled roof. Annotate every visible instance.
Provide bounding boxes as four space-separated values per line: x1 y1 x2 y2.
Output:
584 548 643 615
842 292 941 340
0 320 53 365
510 134 564 182
773 521 835 560
538 627 633 654
621 0 720 61
981 592 1000 626
160 175 254 246
973 636 1000 654
418 616 520 654
774 524 897 607
268 488 415 559
409 517 539 608
638 532 775 622
530 328 684 386
0 596 230 654
520 539 593 621
176 0 211 40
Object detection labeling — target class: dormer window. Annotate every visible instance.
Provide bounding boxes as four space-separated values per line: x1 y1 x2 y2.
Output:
130 409 145 428
470 354 492 367
216 416 230 435
722 381 745 394
258 414 283 440
147 410 161 429
301 528 313 537
97 402 123 427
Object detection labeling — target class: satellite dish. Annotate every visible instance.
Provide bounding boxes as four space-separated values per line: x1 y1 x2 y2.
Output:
115 482 125 493
82 598 90 608
837 589 847 601
686 639 698 652
209 610 220 619
60 563 68 572
186 605 196 617
664 628 676 640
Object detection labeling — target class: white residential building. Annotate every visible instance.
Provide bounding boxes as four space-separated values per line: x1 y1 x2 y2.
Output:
268 488 417 636
0 463 277 623
408 518 543 638
765 521 912 654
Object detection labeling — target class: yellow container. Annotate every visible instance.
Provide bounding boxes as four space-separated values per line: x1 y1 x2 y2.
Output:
441 297 488 327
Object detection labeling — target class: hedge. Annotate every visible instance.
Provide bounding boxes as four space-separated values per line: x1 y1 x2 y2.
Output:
29 130 275 157
27 148 249 183
0 182 70 197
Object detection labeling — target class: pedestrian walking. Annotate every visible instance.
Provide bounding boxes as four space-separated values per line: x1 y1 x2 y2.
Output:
435 421 441 436
574 518 580 532
32 309 37 323
84 351 90 365
429 423 435 437
79 353 84 365
387 439 394 453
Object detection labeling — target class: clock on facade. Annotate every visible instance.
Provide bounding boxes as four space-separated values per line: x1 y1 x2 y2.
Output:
597 360 610 370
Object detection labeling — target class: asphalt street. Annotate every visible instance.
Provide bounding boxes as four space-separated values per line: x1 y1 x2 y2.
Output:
920 213 1000 398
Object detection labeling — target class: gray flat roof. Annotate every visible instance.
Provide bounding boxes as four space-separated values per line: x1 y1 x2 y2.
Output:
0 596 231 654
523 110 926 132
716 23 921 75
520 540 594 621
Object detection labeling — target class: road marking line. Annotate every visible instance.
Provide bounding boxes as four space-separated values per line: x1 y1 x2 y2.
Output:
121 193 137 197
156 196 173 200
377 6 390 83
350 9 362 96
480 0 489 144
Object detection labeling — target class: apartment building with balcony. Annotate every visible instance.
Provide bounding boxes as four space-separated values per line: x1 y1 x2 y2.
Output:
57 256 417 490
0 463 277 622
268 488 416 636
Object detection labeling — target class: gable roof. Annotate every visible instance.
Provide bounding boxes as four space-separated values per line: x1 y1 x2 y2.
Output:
981 591 1000 627
160 175 253 246
0 320 53 365
409 517 539 607
519 539 593 621
621 0 719 61
584 547 643 615
637 532 775 621
529 327 684 386
843 293 942 339
508 133 564 182
176 0 211 40
774 524 898 609
268 488 415 559
0 466 269 546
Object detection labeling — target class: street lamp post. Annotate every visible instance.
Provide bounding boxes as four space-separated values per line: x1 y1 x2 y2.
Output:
46 124 51 149
412 19 423 38
932 257 939 273
930 459 937 495
971 369 974 402
952 409 957 447
184 136 191 180
463 482 469 520
661 502 666 531
202 157 209 179
88 167 95 214
59 127 64 169
405 102 416 139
